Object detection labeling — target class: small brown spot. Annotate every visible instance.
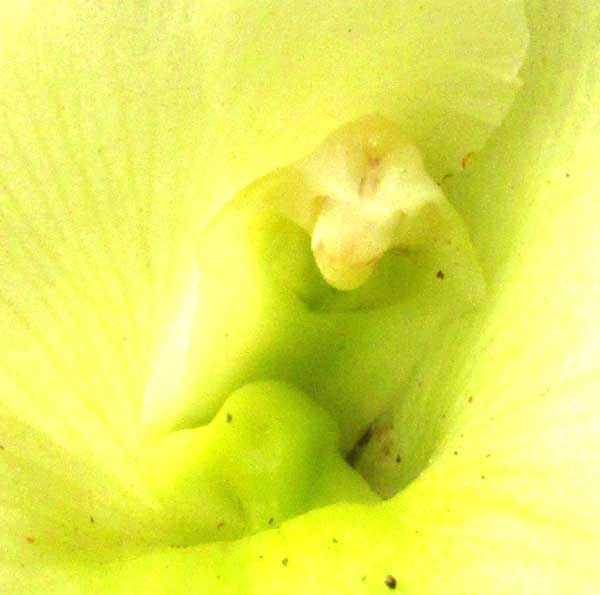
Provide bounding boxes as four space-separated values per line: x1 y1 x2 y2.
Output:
332 538 338 544
226 413 233 423
345 426 373 466
468 396 473 403
0 445 4 450
436 270 445 280
26 537 35 544
461 152 475 169
268 518 274 525
453 451 458 456
395 455 402 464
367 155 381 168
217 521 225 529
442 173 454 183
282 558 289 567
90 516 95 524
384 574 397 589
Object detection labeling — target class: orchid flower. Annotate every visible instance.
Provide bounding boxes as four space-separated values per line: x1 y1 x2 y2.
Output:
1 1 599 594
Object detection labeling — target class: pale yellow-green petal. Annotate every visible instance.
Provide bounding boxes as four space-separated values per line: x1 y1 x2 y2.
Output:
13 371 600 593
23 1 596 591
4 1 598 595
0 0 526 555
0 0 526 462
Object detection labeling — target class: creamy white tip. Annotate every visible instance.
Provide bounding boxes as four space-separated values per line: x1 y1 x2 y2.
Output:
289 116 445 291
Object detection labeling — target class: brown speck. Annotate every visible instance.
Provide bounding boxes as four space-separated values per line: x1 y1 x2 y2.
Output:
395 455 402 463
468 396 473 403
26 537 35 544
268 518 274 525
217 521 225 529
345 426 373 465
453 451 458 456
282 558 289 567
89 516 95 524
566 172 571 178
481 475 486 480
384 575 397 589
461 152 475 169
332 538 338 544
226 413 233 423
368 157 381 170
436 270 445 280
442 173 454 183
0 445 4 450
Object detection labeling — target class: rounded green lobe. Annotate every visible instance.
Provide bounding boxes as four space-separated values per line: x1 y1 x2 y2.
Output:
142 381 376 545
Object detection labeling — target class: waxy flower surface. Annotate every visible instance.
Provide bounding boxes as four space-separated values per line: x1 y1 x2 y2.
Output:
0 1 599 594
